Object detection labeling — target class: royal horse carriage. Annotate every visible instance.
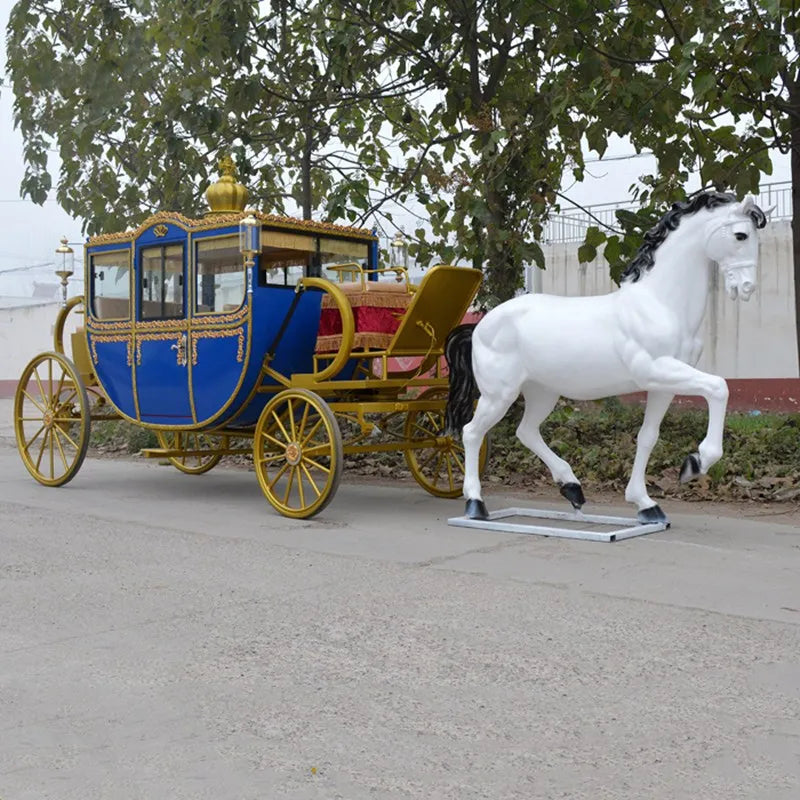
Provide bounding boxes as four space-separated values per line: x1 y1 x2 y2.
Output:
14 158 488 518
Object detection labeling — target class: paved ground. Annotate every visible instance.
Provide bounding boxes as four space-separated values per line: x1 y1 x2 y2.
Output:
1 398 799 800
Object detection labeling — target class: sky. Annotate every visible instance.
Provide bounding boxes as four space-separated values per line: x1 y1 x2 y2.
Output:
0 0 793 292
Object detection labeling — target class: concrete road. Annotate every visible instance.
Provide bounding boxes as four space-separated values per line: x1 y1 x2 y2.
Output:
1 421 799 799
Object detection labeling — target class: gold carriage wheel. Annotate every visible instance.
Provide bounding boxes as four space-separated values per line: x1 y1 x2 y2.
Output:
404 386 489 498
155 430 225 475
254 388 343 519
14 351 90 487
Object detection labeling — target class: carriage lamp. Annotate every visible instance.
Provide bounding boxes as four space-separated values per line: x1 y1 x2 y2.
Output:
54 236 74 307
239 212 260 295
390 230 409 280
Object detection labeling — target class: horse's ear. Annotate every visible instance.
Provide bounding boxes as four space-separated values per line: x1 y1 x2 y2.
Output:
740 194 757 211
740 194 768 228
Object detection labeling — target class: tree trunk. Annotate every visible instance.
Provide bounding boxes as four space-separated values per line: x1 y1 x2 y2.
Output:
301 126 313 220
792 123 800 376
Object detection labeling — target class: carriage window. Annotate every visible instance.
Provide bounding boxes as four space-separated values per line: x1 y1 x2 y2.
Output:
140 244 184 320
319 238 369 269
90 249 131 320
260 230 315 287
195 236 245 313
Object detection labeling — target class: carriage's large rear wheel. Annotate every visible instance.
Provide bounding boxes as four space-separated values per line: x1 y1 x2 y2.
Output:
404 387 489 498
254 389 343 518
14 351 90 487
155 430 225 475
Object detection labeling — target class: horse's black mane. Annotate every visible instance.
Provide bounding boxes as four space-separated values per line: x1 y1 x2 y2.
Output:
620 191 768 284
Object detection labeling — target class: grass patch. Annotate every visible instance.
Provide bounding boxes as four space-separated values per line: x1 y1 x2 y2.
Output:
87 400 800 502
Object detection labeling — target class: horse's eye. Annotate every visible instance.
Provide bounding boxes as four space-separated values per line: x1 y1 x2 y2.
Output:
735 232 748 241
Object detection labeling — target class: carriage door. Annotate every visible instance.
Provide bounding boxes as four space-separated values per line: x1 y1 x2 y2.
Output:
135 242 193 423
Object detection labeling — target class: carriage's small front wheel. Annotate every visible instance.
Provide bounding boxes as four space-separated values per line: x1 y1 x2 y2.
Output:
404 387 489 498
14 351 90 487
254 389 343 519
155 430 225 475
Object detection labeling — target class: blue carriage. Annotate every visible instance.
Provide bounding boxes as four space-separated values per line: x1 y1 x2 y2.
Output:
14 159 487 517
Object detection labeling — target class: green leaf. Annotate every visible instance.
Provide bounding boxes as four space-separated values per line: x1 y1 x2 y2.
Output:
578 244 597 264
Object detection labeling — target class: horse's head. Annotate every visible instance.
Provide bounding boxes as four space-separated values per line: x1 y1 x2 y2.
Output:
704 194 766 301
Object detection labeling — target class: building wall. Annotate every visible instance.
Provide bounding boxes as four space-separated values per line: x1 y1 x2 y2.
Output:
535 219 798 379
0 302 83 380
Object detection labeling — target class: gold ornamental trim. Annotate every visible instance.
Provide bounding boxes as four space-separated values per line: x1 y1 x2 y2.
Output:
153 224 169 237
87 305 246 332
190 327 245 365
89 334 133 366
87 210 374 247
88 317 188 333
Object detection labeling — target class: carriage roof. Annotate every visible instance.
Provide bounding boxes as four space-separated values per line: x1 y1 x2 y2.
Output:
85 209 376 248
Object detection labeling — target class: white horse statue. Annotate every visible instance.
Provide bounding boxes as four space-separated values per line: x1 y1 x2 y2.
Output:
445 192 768 526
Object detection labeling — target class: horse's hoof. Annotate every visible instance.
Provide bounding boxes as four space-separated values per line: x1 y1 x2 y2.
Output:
679 452 702 484
637 504 670 527
560 482 585 509
465 498 489 520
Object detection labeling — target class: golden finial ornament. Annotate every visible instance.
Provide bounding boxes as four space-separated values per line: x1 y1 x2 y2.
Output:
205 153 249 214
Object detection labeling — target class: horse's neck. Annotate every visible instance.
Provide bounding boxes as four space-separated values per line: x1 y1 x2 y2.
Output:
635 215 711 335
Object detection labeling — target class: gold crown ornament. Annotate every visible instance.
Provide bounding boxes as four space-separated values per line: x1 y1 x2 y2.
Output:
205 154 249 214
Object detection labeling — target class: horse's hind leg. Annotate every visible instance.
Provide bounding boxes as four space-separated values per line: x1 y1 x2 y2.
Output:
462 389 518 519
516 385 584 509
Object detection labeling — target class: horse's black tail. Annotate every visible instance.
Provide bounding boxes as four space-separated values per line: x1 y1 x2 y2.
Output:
444 323 479 437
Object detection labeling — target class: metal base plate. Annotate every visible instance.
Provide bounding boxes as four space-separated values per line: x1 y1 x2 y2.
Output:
447 506 669 542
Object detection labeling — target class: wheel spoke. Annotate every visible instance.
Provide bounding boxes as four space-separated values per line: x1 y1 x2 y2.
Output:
53 424 80 451
57 388 78 407
259 452 288 465
272 408 291 442
303 456 331 474
283 465 296 505
409 419 438 439
423 411 442 431
297 401 310 443
49 426 55 479
21 389 46 414
54 367 67 408
260 431 286 451
302 443 333 458
300 417 323 448
430 452 444 484
23 424 46 452
300 462 322 498
35 429 49 471
33 367 47 408
52 425 80 451
287 398 297 440
444 454 455 491
418 448 439 471
268 461 289 490
450 449 466 474
53 427 69 471
47 358 53 399
296 464 306 508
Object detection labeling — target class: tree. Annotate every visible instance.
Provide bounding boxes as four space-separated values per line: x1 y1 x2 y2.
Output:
6 0 413 232
561 1 800 368
13 0 793 327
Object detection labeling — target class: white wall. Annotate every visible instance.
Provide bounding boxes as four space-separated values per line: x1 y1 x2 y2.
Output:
0 302 83 379
537 219 798 379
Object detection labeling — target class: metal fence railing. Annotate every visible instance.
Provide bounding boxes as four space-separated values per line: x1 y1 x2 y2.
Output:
542 181 793 244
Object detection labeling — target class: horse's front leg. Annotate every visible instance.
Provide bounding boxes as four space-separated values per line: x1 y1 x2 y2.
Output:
628 353 729 482
625 391 674 524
